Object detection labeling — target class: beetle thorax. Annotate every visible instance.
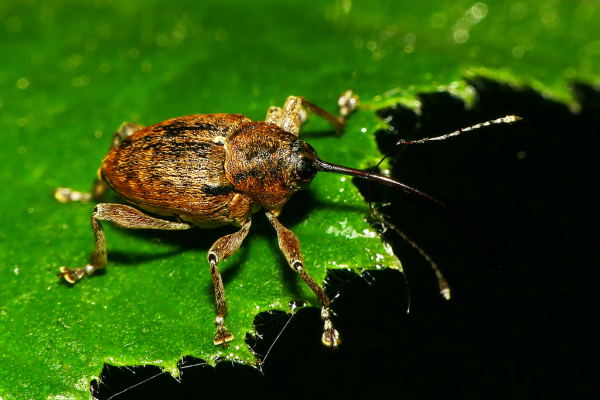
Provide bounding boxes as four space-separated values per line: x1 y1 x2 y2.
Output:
224 121 317 211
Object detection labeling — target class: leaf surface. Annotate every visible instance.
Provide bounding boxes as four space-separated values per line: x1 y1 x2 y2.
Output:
0 0 597 398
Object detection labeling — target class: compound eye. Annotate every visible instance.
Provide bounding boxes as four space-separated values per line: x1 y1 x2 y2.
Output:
296 157 318 180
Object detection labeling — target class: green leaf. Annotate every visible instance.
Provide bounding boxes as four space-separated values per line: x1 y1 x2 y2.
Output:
1 0 597 398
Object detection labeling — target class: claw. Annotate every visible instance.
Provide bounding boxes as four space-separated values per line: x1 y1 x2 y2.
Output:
338 89 359 120
213 316 234 347
214 331 234 347
58 266 86 284
54 187 92 203
320 307 341 348
322 328 341 348
58 264 95 283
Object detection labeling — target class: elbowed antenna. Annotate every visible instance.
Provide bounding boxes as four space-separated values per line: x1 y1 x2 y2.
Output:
374 115 522 171
314 114 522 204
316 156 497 297
315 113 522 255
314 114 521 298
315 158 460 300
394 115 521 146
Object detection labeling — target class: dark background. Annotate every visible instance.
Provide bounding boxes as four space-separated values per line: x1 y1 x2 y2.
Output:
92 80 597 399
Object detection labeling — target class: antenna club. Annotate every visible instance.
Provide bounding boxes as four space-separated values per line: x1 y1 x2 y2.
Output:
504 115 522 123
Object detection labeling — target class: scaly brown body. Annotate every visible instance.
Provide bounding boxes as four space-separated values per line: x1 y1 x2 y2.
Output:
101 114 255 228
55 90 520 348
56 91 358 347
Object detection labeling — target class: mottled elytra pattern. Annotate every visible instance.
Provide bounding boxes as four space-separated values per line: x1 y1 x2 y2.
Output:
102 114 252 228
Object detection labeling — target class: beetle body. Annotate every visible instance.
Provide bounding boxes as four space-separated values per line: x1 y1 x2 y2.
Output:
56 91 520 348
57 92 356 347
101 114 320 228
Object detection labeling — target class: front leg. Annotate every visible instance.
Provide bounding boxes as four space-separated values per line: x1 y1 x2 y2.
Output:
265 211 341 348
59 203 192 283
265 90 358 136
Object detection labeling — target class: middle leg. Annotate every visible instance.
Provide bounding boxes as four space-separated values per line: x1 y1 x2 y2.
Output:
207 218 252 346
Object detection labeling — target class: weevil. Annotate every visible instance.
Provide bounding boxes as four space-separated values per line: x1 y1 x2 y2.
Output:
56 90 520 347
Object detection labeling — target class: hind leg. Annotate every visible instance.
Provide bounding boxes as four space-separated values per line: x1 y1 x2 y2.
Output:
59 203 192 283
55 122 144 203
